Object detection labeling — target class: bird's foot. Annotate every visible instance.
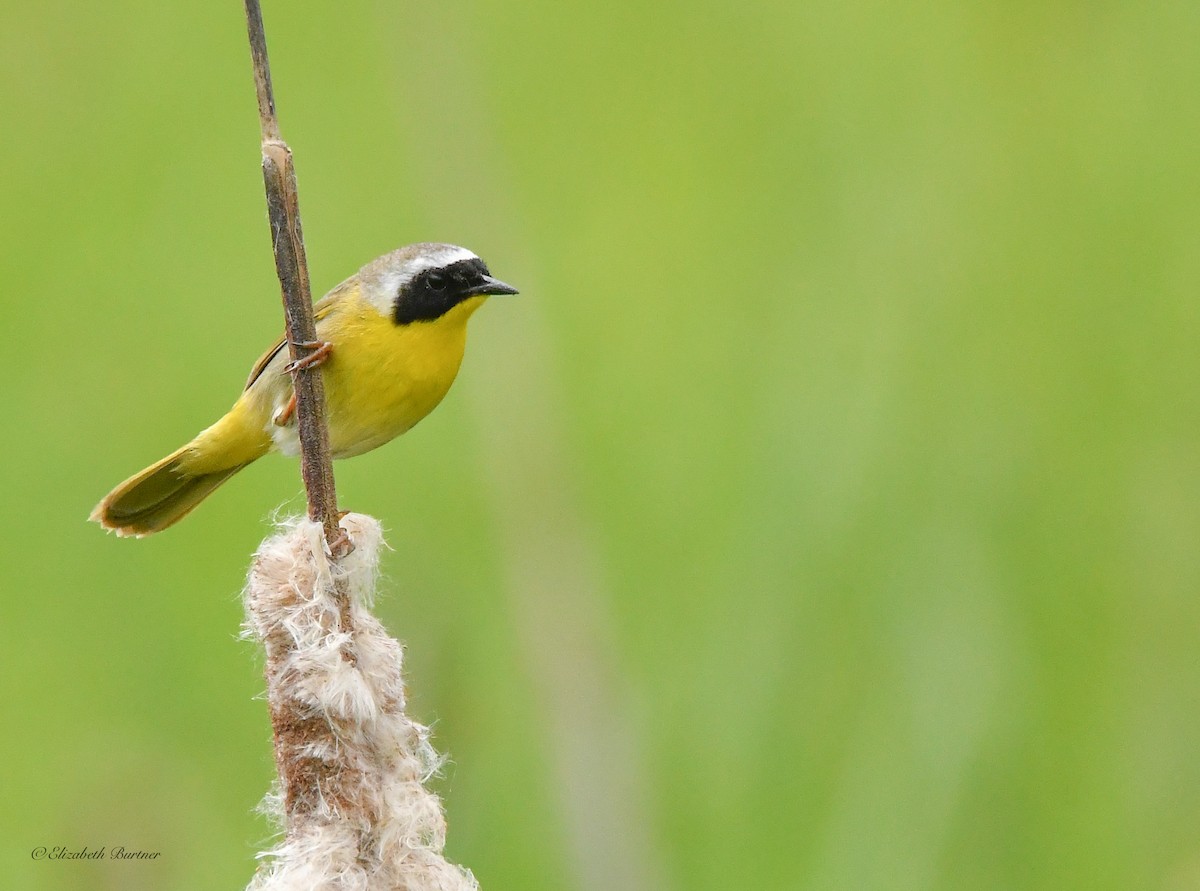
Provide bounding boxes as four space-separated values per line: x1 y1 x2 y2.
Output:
272 392 298 427
282 340 333 375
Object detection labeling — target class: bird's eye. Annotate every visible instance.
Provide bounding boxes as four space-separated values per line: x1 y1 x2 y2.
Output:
427 272 447 291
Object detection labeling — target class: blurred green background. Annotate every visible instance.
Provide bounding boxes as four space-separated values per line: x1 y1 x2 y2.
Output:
3 2 1200 889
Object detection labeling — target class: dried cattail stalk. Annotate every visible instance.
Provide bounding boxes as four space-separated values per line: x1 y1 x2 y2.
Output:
243 513 477 891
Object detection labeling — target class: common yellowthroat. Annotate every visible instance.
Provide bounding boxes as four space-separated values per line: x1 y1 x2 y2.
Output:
91 243 517 537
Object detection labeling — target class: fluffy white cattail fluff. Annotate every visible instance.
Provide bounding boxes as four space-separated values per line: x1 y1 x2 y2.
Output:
242 513 477 891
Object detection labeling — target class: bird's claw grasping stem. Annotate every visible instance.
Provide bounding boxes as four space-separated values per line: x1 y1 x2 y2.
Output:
282 340 333 375
272 392 298 427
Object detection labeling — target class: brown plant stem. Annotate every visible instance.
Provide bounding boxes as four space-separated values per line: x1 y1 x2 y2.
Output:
242 0 346 570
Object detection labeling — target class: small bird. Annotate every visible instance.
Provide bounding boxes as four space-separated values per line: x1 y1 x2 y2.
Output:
91 243 518 537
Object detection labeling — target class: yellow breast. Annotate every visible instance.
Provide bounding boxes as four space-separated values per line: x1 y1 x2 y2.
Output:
318 292 486 458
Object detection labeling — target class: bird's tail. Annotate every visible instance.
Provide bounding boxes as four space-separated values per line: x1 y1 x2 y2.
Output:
90 443 252 538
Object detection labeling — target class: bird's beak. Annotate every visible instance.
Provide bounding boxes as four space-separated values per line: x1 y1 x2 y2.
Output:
467 275 519 297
